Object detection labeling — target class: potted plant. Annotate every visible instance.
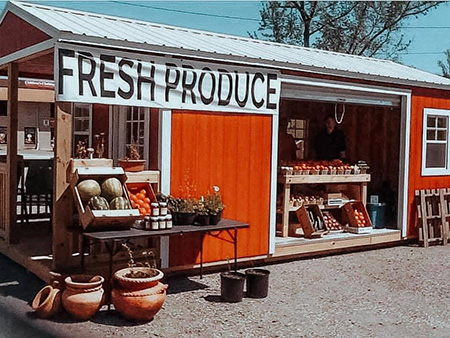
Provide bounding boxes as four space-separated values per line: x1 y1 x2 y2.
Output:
194 199 210 226
118 138 146 172
168 196 197 225
111 244 167 322
204 188 225 225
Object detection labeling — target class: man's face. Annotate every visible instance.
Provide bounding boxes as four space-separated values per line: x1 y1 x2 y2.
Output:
325 117 336 134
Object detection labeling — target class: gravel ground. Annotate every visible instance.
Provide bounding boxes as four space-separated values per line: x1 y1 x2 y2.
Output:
1 245 449 338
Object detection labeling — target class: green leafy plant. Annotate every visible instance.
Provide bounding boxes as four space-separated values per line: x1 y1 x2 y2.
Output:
121 243 158 278
204 189 225 216
126 137 141 160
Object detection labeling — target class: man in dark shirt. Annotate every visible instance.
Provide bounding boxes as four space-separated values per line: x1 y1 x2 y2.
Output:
314 115 346 161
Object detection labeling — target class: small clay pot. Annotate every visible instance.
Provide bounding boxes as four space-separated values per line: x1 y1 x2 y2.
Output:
62 275 105 321
32 285 62 318
112 267 167 322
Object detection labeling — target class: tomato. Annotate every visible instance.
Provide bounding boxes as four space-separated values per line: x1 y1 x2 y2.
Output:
145 197 151 204
137 200 146 207
139 207 146 215
137 193 146 200
140 189 147 195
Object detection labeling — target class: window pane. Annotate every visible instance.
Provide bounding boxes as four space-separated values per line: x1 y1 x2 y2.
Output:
437 130 447 141
438 117 447 128
298 120 304 128
427 130 436 141
426 143 446 168
296 130 303 138
427 116 436 128
133 107 138 120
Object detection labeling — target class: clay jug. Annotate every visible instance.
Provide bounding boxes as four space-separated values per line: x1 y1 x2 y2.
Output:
62 275 104 321
32 283 62 318
112 267 167 321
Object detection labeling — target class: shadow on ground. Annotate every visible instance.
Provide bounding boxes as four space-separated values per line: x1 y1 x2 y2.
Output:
0 254 45 303
165 276 209 294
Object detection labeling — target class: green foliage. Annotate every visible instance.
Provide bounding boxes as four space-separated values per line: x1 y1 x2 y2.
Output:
204 191 225 216
252 1 441 60
438 50 450 78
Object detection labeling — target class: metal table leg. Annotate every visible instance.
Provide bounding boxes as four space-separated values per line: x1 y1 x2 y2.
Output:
104 241 114 311
234 227 238 272
200 232 204 278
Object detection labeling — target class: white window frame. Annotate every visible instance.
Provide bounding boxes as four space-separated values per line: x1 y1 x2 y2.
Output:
422 108 450 176
72 103 93 154
111 106 150 169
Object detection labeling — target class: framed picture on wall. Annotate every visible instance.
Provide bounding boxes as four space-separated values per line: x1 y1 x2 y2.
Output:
24 127 37 145
0 126 6 144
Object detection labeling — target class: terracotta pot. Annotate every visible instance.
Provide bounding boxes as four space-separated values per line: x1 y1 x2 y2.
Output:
32 285 62 318
112 267 167 322
61 275 105 321
118 159 146 172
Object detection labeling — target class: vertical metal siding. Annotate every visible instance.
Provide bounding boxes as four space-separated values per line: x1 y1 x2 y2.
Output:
169 111 272 266
408 88 450 238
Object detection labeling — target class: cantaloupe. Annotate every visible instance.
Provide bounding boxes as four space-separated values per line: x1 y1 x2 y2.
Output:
101 178 123 201
77 179 101 203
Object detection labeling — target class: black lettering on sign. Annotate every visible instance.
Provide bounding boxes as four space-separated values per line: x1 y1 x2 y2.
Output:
165 63 180 102
266 73 278 110
234 71 250 108
100 54 115 98
78 52 97 97
181 65 197 104
251 73 265 108
199 67 215 105
137 61 155 101
218 69 232 106
58 48 75 95
118 59 134 100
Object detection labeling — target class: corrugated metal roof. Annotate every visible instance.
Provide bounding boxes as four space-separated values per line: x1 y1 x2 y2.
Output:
7 1 450 88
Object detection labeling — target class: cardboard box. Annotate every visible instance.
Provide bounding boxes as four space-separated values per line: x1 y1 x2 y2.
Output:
342 201 373 233
296 204 328 238
71 166 140 231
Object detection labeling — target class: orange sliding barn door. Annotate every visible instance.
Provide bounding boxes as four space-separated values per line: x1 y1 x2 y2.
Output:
169 111 273 267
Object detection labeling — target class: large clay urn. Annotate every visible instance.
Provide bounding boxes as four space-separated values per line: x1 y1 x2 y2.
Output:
112 267 167 321
62 275 105 321
31 284 62 318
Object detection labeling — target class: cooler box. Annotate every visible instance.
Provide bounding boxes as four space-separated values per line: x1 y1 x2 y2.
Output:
366 203 386 229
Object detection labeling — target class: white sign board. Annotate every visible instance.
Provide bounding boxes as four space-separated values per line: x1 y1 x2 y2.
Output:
55 44 280 114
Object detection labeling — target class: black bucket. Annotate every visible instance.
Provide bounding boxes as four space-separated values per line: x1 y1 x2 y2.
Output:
245 269 270 298
220 271 245 303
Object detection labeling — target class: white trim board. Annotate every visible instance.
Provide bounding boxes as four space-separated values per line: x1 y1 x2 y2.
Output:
271 77 411 243
269 113 279 254
159 108 172 269
421 108 450 177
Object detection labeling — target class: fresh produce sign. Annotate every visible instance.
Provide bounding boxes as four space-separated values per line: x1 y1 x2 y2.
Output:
56 43 280 114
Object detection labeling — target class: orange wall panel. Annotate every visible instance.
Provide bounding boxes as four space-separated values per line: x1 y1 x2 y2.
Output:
169 111 272 267
408 88 450 238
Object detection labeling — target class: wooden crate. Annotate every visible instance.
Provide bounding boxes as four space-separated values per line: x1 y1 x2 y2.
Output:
342 201 373 233
70 167 140 231
296 204 327 238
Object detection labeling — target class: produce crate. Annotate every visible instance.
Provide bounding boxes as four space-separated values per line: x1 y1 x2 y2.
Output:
71 166 140 231
126 182 157 217
296 204 328 238
342 201 373 234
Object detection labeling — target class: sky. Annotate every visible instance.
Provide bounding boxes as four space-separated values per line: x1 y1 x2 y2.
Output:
1 1 450 76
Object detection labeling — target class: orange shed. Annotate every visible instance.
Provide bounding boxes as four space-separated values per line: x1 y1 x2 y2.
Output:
0 2 449 279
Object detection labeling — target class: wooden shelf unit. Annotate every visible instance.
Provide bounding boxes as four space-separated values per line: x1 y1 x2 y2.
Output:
277 174 370 237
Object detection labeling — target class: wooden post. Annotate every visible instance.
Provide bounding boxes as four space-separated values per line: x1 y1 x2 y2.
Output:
6 63 19 244
282 183 290 237
52 102 74 270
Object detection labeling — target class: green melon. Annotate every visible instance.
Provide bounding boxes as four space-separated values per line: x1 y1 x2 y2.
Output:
101 177 123 201
77 179 101 203
88 196 109 210
109 197 131 210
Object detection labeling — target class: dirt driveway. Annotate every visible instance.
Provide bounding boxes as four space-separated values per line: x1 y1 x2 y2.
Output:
1 245 449 338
